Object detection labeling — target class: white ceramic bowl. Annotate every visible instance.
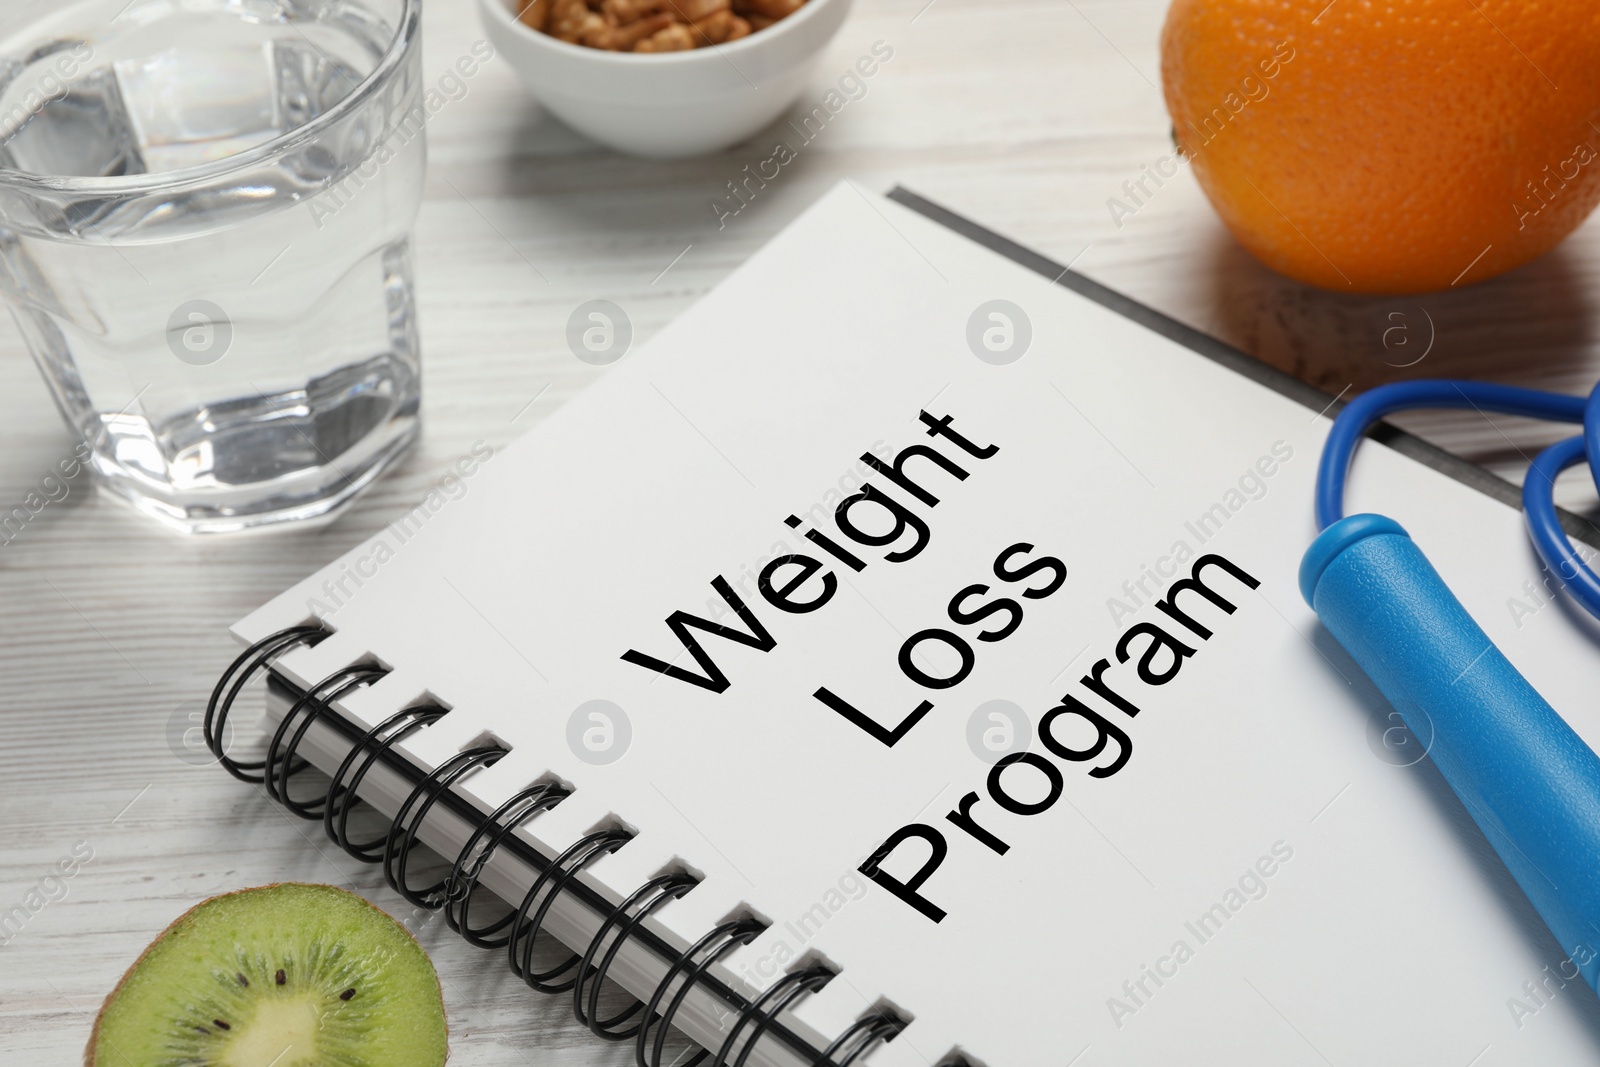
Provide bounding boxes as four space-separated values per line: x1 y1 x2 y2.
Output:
478 0 854 158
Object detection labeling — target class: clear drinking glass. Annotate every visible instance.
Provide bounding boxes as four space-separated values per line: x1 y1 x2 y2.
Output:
0 0 425 533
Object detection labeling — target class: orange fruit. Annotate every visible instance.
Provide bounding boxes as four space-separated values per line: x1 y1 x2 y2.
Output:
1160 0 1600 294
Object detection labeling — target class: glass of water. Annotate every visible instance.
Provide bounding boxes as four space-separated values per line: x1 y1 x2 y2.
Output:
0 0 425 533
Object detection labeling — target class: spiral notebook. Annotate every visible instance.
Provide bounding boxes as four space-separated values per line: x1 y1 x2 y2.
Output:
208 184 1600 1066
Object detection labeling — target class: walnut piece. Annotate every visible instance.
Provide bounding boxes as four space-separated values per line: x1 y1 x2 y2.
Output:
516 0 552 31
692 9 752 44
732 0 803 19
635 22 698 51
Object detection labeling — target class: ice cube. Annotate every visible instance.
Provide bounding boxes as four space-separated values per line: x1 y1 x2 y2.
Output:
114 42 281 172
271 38 363 131
0 64 145 178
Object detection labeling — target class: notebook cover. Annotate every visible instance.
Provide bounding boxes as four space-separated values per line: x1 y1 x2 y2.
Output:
234 184 1600 1066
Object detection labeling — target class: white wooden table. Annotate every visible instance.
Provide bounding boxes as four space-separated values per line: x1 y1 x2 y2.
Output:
5 0 1599 1061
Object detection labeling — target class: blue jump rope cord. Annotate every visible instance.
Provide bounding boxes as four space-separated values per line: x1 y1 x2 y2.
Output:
1315 378 1600 623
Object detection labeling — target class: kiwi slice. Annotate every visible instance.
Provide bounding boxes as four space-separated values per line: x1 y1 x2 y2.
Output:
87 883 447 1067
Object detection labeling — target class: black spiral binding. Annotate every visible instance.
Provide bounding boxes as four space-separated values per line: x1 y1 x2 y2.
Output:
507 826 632 993
444 780 568 947
326 704 450 862
204 624 329 783
384 745 507 908
208 630 905 1067
638 918 764 1067
818 1013 907 1067
269 663 389 818
714 965 834 1067
574 870 697 1039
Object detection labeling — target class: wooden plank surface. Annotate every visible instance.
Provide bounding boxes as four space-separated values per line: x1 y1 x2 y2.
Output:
4 0 1598 1061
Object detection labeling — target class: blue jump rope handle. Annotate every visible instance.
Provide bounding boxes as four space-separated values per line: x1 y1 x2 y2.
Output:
1301 514 1600 990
